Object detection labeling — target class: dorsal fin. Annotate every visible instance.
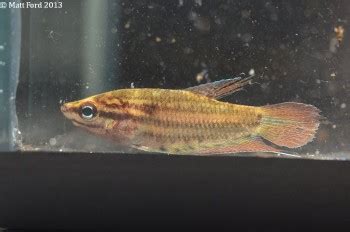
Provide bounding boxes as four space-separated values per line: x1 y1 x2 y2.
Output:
185 75 254 99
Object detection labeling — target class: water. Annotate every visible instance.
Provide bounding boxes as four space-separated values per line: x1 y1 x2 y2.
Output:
2 0 350 159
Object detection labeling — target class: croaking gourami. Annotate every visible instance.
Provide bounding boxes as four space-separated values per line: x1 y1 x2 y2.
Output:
61 77 320 155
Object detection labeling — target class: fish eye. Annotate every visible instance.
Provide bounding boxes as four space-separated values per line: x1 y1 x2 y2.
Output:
80 104 97 120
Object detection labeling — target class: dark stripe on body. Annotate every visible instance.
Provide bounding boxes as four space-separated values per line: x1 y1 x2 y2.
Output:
71 119 102 129
69 105 259 142
100 109 248 142
98 110 261 130
97 95 233 115
97 98 158 115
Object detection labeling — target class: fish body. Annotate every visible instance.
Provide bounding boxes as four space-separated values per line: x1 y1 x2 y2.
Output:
61 78 320 155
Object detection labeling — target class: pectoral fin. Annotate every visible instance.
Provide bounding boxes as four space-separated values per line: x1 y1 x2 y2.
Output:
185 75 254 99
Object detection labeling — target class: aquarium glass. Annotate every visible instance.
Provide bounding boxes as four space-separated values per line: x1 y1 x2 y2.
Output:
1 0 349 159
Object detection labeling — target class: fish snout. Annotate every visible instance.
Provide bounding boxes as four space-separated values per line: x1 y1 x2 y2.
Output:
60 103 74 118
60 102 80 120
60 104 68 113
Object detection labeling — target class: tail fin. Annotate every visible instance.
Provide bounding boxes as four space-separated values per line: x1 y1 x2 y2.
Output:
259 102 320 148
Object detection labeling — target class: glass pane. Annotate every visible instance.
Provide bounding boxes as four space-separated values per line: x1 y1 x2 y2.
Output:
7 0 350 159
0 5 20 151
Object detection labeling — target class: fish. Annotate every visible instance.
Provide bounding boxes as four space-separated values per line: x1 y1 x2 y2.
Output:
60 76 320 155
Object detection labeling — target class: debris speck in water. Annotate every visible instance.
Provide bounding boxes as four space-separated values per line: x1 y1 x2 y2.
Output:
340 103 346 109
332 124 337 129
249 68 255 76
241 33 253 43
334 25 345 42
49 138 57 146
111 27 118 34
194 0 202 6
155 37 162 42
0 61 6 66
241 9 251 19
124 21 131 29
183 47 194 54
196 69 209 83
0 45 4 50
189 12 211 32
329 37 339 53
0 89 3 94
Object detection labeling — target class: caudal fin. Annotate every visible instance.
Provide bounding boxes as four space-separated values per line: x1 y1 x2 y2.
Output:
259 102 320 148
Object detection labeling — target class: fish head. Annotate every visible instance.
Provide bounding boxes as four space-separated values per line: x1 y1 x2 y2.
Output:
60 95 109 135
61 91 139 143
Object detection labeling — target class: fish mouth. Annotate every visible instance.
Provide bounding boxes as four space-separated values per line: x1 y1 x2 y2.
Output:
60 104 70 118
60 103 75 120
60 104 68 113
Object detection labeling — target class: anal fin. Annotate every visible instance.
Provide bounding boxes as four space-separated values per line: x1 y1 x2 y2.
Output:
197 138 281 155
